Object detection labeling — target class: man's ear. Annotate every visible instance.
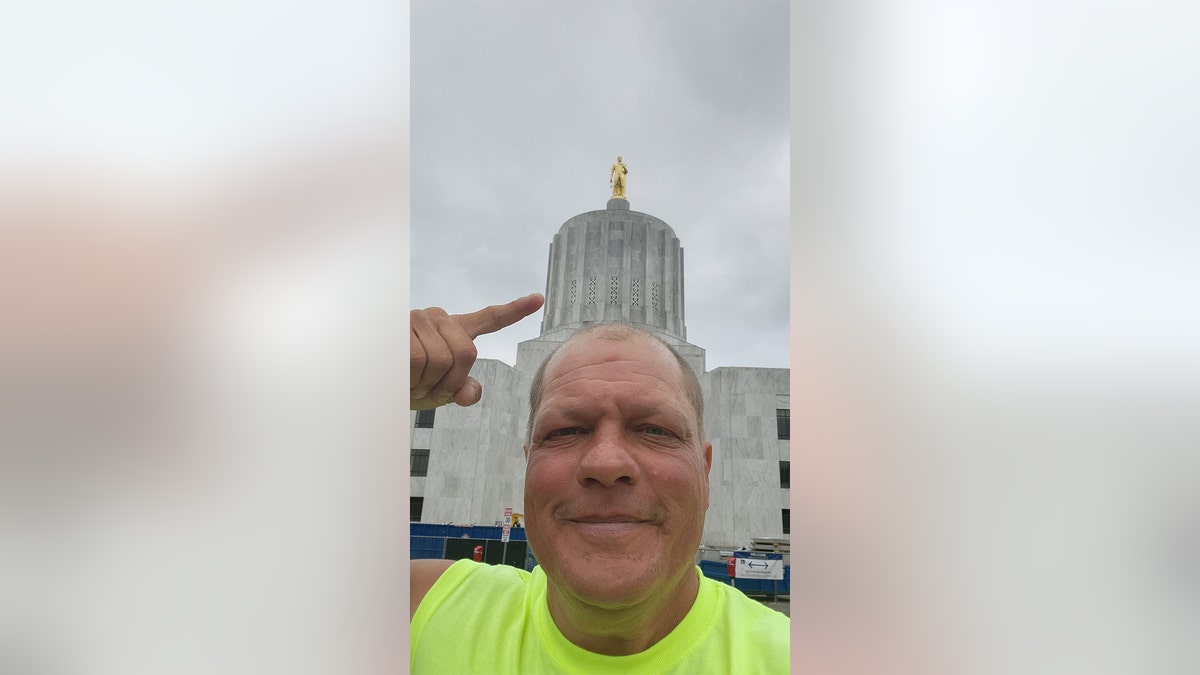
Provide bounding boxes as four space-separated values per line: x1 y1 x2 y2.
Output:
523 443 530 460
702 441 713 510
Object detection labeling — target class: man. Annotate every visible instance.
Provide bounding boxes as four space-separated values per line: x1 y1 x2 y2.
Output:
410 294 789 673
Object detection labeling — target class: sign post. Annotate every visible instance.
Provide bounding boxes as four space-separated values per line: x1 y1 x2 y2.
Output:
501 507 513 564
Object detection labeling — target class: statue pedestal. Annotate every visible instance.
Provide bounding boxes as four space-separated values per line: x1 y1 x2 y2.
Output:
606 197 630 210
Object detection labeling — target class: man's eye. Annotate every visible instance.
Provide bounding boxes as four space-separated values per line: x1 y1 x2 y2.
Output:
548 428 581 438
643 426 669 436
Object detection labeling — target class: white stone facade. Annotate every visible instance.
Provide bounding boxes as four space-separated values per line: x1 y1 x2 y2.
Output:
700 368 791 547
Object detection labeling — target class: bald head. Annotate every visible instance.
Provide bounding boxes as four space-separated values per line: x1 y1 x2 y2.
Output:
526 323 705 446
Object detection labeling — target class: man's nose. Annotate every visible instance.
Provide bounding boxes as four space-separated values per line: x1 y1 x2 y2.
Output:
576 426 637 488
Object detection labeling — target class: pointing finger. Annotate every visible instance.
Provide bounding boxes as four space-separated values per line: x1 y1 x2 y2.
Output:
454 293 544 339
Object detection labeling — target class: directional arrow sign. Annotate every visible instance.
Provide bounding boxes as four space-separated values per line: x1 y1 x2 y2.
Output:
733 551 784 580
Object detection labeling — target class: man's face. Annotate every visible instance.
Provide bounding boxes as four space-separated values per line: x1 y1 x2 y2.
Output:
524 335 711 608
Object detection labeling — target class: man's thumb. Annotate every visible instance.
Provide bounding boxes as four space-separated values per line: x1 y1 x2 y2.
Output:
453 378 482 407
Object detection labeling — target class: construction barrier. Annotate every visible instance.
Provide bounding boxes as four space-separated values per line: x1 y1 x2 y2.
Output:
410 524 536 570
412 525 787 593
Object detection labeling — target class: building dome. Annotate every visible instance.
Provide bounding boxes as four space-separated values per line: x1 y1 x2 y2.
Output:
539 198 688 340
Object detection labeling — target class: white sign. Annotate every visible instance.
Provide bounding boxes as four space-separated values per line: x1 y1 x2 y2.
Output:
734 552 784 580
501 507 513 543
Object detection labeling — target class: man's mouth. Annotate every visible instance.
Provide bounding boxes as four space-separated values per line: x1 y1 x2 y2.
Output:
571 515 647 524
567 515 652 537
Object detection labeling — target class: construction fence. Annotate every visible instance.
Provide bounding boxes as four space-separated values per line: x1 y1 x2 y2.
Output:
411 524 790 598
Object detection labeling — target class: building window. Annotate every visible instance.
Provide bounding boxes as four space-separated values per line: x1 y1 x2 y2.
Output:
411 448 430 477
415 409 435 428
779 460 790 489
411 497 424 522
776 409 790 440
782 508 790 535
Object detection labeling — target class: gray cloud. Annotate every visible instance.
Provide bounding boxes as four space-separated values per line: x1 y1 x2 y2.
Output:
411 0 789 369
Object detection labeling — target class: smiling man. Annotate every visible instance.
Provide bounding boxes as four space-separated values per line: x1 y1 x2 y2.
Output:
409 299 789 673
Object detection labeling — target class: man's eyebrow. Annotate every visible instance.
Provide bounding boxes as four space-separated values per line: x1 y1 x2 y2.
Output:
540 403 585 420
623 402 696 428
532 406 585 426
536 403 690 424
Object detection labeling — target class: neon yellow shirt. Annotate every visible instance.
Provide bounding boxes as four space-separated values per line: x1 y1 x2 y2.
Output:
411 560 790 674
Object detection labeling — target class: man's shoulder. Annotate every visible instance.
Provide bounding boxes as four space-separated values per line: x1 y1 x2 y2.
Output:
703 575 790 630
411 562 537 649
411 563 548 673
700 577 789 670
409 559 455 619
414 560 532 611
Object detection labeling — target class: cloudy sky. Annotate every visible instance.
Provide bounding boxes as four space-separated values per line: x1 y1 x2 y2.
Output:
410 0 790 370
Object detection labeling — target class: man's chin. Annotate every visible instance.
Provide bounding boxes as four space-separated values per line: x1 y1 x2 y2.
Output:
565 578 655 609
551 560 666 608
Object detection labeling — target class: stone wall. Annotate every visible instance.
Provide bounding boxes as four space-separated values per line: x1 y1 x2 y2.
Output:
412 359 529 525
700 367 791 547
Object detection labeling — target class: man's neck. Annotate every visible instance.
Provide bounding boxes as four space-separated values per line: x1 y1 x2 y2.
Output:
545 567 699 656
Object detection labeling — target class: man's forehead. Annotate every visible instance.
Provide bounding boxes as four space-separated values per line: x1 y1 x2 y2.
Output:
544 333 677 380
530 330 706 444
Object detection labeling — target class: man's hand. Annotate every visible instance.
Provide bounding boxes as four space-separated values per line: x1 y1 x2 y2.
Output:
410 293 544 410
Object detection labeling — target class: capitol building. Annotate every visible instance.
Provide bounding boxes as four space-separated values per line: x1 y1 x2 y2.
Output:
410 183 790 550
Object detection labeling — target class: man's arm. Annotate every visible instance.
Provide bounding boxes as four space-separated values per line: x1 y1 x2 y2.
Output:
409 293 543 618
411 558 456 619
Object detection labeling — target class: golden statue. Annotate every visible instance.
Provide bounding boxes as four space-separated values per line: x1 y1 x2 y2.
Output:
610 155 628 199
